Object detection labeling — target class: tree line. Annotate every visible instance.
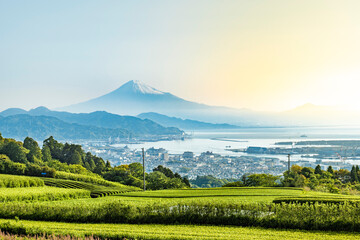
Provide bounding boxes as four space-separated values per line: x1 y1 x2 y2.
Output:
0 133 189 190
224 164 360 194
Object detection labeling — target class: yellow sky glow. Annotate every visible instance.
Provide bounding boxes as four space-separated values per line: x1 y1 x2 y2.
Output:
166 0 360 112
2 0 360 112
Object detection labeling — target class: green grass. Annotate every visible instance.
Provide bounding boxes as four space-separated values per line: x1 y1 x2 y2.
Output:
0 186 90 202
0 219 359 240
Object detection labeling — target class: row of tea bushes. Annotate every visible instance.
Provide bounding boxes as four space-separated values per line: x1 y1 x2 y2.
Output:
54 171 138 190
1 219 359 240
273 196 360 204
44 178 138 198
0 174 44 188
1 200 360 231
0 187 90 202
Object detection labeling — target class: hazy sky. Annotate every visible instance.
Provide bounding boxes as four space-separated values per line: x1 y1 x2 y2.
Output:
1 0 360 112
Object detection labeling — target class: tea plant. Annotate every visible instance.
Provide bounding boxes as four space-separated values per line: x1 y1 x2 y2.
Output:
0 175 44 188
0 187 90 202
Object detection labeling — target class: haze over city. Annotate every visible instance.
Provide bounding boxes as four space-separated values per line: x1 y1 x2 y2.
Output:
2 0 360 112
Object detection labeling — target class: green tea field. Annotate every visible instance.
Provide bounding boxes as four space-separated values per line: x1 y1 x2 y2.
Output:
1 174 360 239
1 219 359 240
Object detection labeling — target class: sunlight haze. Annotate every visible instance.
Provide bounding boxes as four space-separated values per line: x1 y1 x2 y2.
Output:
1 0 360 112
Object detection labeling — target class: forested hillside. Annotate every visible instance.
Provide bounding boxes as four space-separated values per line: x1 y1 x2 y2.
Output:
0 114 130 140
0 107 184 139
0 132 189 190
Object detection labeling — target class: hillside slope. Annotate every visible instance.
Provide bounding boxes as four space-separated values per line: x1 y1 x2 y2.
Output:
0 107 183 137
0 114 130 140
138 112 240 130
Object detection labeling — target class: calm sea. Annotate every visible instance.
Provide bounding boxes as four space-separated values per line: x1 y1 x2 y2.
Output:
112 126 360 162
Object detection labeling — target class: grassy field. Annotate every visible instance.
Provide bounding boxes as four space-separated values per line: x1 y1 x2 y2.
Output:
0 219 359 240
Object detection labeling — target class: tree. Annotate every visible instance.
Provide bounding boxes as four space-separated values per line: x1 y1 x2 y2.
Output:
43 136 63 160
88 158 96 171
245 173 279 187
182 177 191 187
103 165 130 183
68 151 83 165
42 145 52 162
84 152 96 171
315 165 322 175
291 165 303 174
327 166 334 174
334 169 350 183
293 174 306 187
146 171 169 190
167 177 186 189
351 165 359 182
191 175 228 188
223 181 245 187
62 143 84 165
153 165 175 178
103 164 143 188
241 174 250 186
93 157 106 174
129 162 143 179
308 175 319 189
301 167 314 178
23 137 42 163
0 140 28 163
105 160 111 168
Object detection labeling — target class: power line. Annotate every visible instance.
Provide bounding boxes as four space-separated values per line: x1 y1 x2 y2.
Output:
288 154 291 172
142 148 146 191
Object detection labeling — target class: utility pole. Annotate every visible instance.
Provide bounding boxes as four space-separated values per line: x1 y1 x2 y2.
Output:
142 148 146 191
287 154 291 172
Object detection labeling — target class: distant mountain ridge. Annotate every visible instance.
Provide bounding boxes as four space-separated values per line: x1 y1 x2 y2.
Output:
138 112 240 130
0 114 131 141
0 107 184 140
0 108 28 117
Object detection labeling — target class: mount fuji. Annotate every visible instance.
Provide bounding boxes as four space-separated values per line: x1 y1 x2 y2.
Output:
61 80 210 116
60 80 267 126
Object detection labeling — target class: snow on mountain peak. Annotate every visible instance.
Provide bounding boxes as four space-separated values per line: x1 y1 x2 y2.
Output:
121 80 164 95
